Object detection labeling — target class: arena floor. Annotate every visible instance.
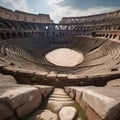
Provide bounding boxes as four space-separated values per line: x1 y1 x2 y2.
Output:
45 48 84 67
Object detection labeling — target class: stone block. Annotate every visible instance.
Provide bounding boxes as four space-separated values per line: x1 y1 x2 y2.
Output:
65 86 120 120
34 71 48 80
47 71 57 80
82 87 120 120
0 103 14 120
0 84 40 109
57 74 68 81
2 67 19 76
67 74 78 80
29 109 58 120
59 107 77 120
16 69 35 77
0 73 17 84
16 95 42 118
33 85 53 98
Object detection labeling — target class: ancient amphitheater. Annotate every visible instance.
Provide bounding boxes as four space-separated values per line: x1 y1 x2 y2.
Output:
0 6 120 120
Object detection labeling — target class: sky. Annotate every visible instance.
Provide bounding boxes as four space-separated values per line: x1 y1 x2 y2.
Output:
0 0 120 23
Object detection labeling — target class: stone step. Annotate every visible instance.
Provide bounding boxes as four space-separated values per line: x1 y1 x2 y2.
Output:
49 97 73 101
50 94 70 98
49 88 73 102
53 88 66 93
52 92 67 95
28 88 84 120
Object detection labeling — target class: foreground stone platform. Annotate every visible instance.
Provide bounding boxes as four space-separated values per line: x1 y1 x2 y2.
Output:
65 86 120 120
0 82 53 120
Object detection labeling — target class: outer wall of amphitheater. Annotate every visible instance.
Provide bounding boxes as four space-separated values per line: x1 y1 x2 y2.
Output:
0 6 53 23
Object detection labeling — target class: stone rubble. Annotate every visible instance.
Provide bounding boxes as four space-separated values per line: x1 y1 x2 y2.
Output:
59 106 77 120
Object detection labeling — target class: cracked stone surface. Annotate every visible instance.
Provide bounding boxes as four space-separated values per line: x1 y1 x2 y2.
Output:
29 109 58 120
59 106 77 120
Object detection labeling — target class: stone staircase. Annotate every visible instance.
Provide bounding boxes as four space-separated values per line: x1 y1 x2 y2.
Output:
28 88 88 120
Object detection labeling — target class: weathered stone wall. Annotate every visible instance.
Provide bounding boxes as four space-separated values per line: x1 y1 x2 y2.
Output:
60 10 120 24
0 6 53 23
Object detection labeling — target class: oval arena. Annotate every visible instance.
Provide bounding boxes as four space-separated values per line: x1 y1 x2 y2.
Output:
0 6 120 120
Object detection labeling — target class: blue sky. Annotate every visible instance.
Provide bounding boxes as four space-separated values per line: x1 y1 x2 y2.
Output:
0 0 120 23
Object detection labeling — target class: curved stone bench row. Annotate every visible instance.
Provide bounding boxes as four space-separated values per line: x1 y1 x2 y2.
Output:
0 51 42 71
65 86 120 120
69 37 106 54
0 74 53 120
0 38 50 70
78 41 120 74
82 40 120 66
1 37 120 75
1 63 120 86
0 39 33 60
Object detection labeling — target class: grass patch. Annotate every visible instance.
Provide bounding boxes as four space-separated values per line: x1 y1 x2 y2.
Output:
73 103 88 120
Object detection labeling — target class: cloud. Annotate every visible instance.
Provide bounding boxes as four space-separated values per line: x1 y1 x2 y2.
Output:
48 0 64 4
46 0 115 23
1 0 31 12
59 0 120 10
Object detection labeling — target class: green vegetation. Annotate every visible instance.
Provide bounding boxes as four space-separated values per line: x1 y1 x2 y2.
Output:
73 103 88 120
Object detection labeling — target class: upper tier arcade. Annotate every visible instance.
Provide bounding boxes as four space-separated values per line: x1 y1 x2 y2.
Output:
0 6 53 23
60 10 120 24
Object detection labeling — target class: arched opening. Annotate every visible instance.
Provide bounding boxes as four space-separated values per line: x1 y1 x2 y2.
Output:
28 32 31 37
109 34 112 39
118 26 120 30
6 32 11 39
31 32 34 37
42 32 44 36
52 31 55 36
91 32 96 37
105 34 109 38
113 34 117 39
24 32 27 37
0 33 6 39
18 32 23 38
12 32 17 38
39 32 41 36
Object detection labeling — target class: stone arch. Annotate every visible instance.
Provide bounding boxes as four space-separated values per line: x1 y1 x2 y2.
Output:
46 26 48 30
105 26 109 30
118 26 120 30
28 32 31 37
39 32 41 36
24 32 27 37
42 32 44 36
18 32 23 38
